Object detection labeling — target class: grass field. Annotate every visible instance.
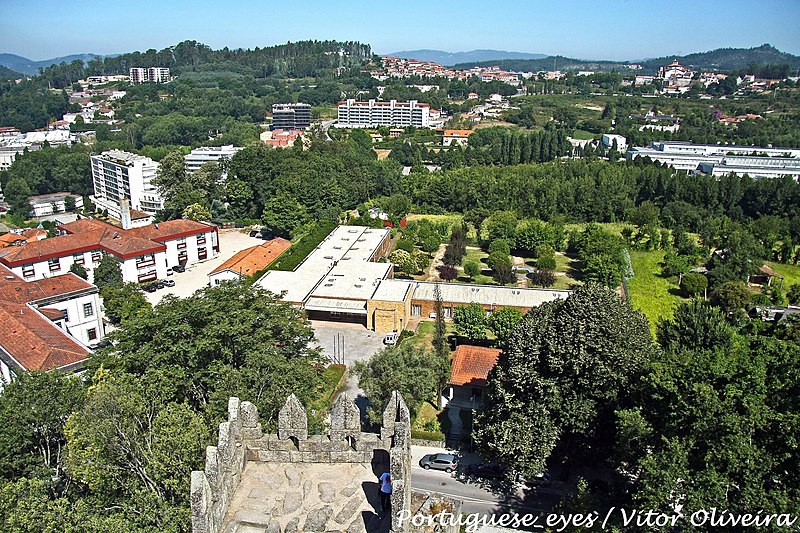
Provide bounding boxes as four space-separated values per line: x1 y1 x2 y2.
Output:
571 129 597 140
627 250 689 333
308 364 347 413
766 261 800 290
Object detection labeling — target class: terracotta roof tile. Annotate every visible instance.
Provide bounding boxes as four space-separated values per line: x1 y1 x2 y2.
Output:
126 219 216 242
449 345 501 387
210 238 291 277
0 302 89 372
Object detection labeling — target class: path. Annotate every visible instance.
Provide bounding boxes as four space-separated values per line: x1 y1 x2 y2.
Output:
425 243 448 281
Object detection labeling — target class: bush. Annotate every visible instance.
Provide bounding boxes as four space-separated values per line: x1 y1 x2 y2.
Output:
488 239 512 256
266 220 337 272
529 269 556 288
463 260 482 279
411 429 445 442
493 262 516 285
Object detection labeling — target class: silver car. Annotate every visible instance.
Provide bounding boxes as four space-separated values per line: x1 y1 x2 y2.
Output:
419 453 458 473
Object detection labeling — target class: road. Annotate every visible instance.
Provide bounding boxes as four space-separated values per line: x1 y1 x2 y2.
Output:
410 446 564 517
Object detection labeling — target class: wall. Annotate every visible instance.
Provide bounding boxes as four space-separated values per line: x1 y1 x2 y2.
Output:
191 391 412 533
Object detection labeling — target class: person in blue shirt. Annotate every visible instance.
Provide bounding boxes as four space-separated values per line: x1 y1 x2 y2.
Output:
378 472 392 514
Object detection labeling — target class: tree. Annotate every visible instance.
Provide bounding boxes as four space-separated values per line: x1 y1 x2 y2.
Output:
488 239 511 257
93 255 122 291
453 303 487 340
0 372 84 483
261 192 307 239
182 202 212 221
485 211 518 244
420 233 441 254
353 343 448 423
711 281 751 311
474 283 654 476
437 265 458 282
681 272 708 297
487 307 523 347
661 251 691 284
432 284 449 386
101 283 151 325
492 262 516 285
787 284 800 305
486 250 511 271
4 177 32 217
69 263 88 280
63 195 76 212
389 249 419 276
529 269 556 288
535 244 556 271
656 300 735 353
463 259 481 280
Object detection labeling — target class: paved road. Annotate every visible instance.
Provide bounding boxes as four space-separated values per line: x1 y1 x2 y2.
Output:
410 445 563 517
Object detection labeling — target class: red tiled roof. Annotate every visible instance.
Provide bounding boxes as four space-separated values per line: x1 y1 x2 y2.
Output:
449 345 501 387
0 302 89 371
0 229 47 247
210 238 291 277
126 219 216 242
0 264 94 304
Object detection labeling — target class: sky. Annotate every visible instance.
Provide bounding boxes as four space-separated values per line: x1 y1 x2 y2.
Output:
2 0 799 61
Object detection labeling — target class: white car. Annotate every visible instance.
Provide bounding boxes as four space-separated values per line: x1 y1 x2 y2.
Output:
383 332 398 345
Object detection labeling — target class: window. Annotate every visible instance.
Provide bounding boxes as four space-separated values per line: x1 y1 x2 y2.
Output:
73 253 85 265
411 305 421 317
197 234 206 245
63 308 70 322
198 248 207 260
48 258 61 272
443 307 452 319
87 328 97 341
91 251 102 262
83 302 94 317
177 237 187 250
22 264 34 278
136 254 155 268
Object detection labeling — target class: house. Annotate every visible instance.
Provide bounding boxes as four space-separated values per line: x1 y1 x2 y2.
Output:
0 264 105 390
0 218 218 284
208 238 291 286
442 129 475 147
0 228 47 247
440 345 501 409
28 192 84 217
749 264 783 288
601 134 628 152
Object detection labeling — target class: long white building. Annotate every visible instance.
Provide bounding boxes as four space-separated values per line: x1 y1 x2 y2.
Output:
184 145 243 174
337 99 430 128
91 150 164 220
129 67 170 84
627 141 800 180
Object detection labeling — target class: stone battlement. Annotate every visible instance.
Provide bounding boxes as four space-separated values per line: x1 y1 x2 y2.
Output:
191 392 412 533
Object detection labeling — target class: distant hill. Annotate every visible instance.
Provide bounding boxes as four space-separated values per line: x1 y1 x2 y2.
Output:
453 55 629 72
639 44 800 72
0 53 104 75
386 49 547 66
0 64 22 79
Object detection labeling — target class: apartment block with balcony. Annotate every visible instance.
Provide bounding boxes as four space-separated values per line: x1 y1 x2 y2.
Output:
90 150 164 220
336 99 431 128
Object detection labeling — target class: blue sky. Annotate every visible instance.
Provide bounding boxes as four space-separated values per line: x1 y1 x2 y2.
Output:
2 0 799 61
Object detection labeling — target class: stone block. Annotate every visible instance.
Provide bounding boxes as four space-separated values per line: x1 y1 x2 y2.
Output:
241 427 263 440
240 401 259 428
204 446 220 488
278 394 308 441
217 422 232 460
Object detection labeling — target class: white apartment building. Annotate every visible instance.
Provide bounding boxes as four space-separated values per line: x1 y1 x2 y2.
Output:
184 145 243 174
336 99 431 128
91 150 164 220
0 218 218 285
129 67 171 84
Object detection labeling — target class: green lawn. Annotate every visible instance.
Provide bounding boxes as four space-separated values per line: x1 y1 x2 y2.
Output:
308 364 346 413
766 261 800 290
628 250 689 333
571 129 597 140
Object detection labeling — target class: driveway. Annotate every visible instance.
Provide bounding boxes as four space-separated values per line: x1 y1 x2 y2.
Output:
144 228 263 305
310 322 388 418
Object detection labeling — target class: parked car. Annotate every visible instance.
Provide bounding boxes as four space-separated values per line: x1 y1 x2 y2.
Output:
467 463 508 479
518 471 552 487
142 284 158 293
163 279 175 287
153 281 165 289
383 332 398 345
419 453 459 473
172 265 186 273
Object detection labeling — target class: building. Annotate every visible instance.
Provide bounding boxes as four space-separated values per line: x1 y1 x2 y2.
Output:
0 228 47 247
627 141 800 180
440 345 501 409
260 129 304 148
442 129 475 146
0 264 105 390
129 67 170 84
256 225 570 332
0 218 218 284
601 134 628 152
271 103 312 130
90 150 164 220
208 238 291 285
657 59 694 87
184 145 243 174
28 192 84 217
336 99 430 128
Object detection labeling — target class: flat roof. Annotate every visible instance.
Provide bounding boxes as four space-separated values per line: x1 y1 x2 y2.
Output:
410 282 570 308
310 261 391 301
371 278 414 302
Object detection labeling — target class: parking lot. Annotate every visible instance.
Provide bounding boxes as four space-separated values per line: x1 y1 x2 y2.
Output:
143 228 263 305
